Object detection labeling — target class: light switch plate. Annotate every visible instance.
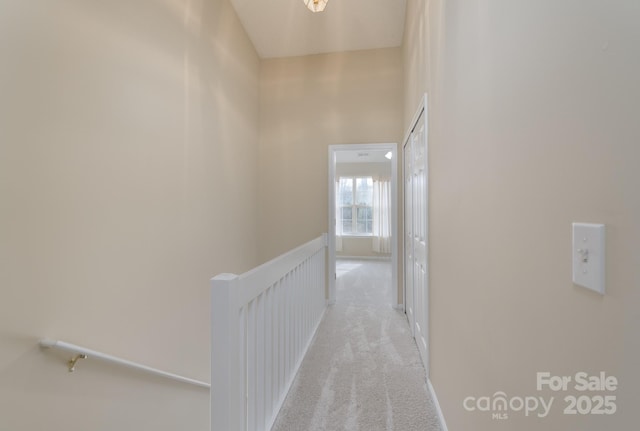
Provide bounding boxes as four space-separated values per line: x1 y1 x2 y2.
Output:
572 223 605 294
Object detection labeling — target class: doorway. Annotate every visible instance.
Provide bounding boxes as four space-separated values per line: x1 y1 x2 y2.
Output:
327 143 399 307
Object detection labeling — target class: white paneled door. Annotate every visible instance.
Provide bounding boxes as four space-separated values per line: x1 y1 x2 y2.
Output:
404 139 415 337
403 95 429 375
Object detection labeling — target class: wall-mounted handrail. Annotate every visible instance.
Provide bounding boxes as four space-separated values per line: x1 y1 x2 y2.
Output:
39 338 210 389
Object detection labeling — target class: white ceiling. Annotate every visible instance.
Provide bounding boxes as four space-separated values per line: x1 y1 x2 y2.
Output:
229 0 408 59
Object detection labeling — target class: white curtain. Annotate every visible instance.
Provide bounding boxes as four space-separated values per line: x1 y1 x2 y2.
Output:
372 176 392 253
335 179 344 252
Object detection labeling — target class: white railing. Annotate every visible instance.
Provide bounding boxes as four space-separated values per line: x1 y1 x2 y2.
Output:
211 234 328 431
39 339 210 388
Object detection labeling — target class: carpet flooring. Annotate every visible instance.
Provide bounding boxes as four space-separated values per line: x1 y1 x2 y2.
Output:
271 259 443 431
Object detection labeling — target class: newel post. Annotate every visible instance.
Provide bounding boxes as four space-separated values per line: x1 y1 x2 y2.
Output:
211 273 242 431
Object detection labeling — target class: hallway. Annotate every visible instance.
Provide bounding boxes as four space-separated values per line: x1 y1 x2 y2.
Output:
271 259 442 430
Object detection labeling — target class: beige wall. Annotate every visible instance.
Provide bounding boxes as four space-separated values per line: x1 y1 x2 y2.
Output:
404 0 640 429
258 48 404 263
336 162 392 178
0 0 259 430
337 237 381 259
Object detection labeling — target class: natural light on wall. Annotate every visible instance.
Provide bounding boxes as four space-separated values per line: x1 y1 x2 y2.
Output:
304 0 329 13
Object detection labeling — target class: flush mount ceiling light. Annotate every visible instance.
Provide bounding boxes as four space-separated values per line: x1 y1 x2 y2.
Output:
304 0 329 12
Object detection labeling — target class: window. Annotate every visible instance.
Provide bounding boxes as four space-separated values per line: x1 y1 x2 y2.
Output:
338 177 373 235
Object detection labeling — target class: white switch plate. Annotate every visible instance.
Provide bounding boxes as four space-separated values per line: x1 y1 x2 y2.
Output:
572 223 605 294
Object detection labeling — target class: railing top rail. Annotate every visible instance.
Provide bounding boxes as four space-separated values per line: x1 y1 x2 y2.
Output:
212 234 327 306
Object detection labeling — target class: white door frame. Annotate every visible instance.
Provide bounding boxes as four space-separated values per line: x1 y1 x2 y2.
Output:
328 143 399 306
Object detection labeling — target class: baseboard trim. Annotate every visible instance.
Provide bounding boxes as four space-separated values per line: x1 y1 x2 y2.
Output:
336 255 391 261
427 379 449 431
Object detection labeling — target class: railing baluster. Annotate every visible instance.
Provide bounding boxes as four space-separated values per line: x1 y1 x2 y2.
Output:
212 235 327 431
247 300 256 431
264 287 273 427
256 293 265 431
240 304 248 431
